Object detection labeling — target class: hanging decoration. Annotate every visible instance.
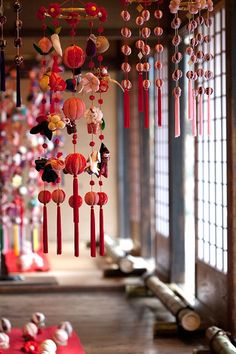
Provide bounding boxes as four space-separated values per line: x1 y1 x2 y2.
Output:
32 1 110 258
13 0 23 108
169 0 214 137
0 0 6 92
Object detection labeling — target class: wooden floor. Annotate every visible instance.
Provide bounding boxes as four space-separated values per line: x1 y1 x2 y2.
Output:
0 244 205 354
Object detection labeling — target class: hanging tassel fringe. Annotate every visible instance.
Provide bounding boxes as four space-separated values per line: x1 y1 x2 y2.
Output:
138 72 144 113
207 94 211 136
144 89 149 129
199 93 203 136
50 95 55 114
192 91 197 137
43 204 48 253
124 89 130 128
188 80 193 120
90 206 96 257
99 206 105 256
0 50 6 92
16 65 21 107
174 95 180 137
57 205 62 255
73 176 79 257
157 87 162 127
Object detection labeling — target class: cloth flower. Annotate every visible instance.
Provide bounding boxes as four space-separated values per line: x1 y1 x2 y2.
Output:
85 2 99 16
22 340 39 353
48 3 61 18
36 6 47 20
97 7 108 22
84 107 103 124
80 73 100 93
49 73 66 92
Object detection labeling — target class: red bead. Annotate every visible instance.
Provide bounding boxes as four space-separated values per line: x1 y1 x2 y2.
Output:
41 23 47 31
99 134 104 140
54 138 60 145
89 141 95 147
41 59 46 66
88 61 95 69
42 143 48 149
89 95 95 101
90 180 95 186
54 97 60 103
97 55 103 62
56 177 61 184
41 98 46 104
73 133 77 139
98 98 103 105
72 139 77 144
99 181 103 186
98 26 104 34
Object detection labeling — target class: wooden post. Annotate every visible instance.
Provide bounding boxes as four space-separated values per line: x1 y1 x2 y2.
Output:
206 326 236 353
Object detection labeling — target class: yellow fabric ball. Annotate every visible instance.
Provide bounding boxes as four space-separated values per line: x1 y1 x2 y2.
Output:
48 122 57 131
50 115 61 123
39 73 50 92
57 120 66 129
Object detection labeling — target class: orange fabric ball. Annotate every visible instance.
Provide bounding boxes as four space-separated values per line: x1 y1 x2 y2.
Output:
65 153 86 175
84 191 99 206
63 97 86 121
52 189 66 204
38 190 51 204
63 45 85 69
97 192 108 206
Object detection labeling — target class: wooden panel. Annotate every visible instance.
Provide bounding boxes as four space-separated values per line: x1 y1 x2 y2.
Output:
196 261 227 327
156 233 170 281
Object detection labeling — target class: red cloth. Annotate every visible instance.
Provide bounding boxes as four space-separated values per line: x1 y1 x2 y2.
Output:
4 326 85 353
5 251 50 273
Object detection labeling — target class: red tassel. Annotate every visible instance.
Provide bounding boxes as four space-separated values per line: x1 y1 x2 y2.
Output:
124 89 130 128
43 204 48 253
50 95 55 114
99 207 105 256
188 79 193 120
157 87 162 127
144 89 149 129
192 91 197 137
74 223 79 257
138 72 144 113
73 176 79 257
57 205 62 255
90 206 96 257
207 94 211 136
199 93 203 136
175 95 180 137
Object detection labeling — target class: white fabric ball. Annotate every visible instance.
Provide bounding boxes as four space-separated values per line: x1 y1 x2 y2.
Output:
53 328 68 346
0 333 9 349
58 321 73 337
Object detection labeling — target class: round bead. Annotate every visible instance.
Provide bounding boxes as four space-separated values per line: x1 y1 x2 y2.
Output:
89 95 95 101
120 10 130 21
196 33 204 44
205 87 214 95
13 1 22 12
72 139 77 145
173 86 182 98
72 134 77 139
90 180 95 186
88 61 95 69
190 54 197 63
97 55 103 62
89 141 95 147
143 62 150 72
204 53 214 61
42 143 48 149
204 35 211 43
172 69 183 81
171 17 181 29
141 27 151 39
121 62 131 73
98 99 103 104
155 61 162 70
155 44 164 53
154 9 163 19
14 55 24 65
196 51 205 61
136 16 144 26
186 70 195 80
155 79 164 88
205 70 214 80
198 86 204 95
190 38 198 47
121 27 132 38
143 79 150 90
172 52 183 64
154 26 163 37
121 44 131 56
191 20 198 30
186 22 194 33
186 46 194 56
135 40 145 50
142 44 151 56
196 16 204 25
197 68 204 77
54 138 60 145
172 35 181 46
99 181 103 186
136 63 143 72
122 79 132 90
38 190 51 205
99 134 104 140
141 10 150 21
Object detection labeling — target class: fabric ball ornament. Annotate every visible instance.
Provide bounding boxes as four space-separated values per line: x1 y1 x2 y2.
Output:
38 37 52 53
0 333 9 349
38 190 51 205
97 192 108 206
52 189 66 204
53 328 68 346
122 79 132 90
120 10 130 21
85 191 99 205
121 44 131 56
22 322 38 339
39 339 57 353
31 312 45 328
58 321 73 337
84 106 103 124
0 318 11 333
96 36 109 54
63 97 86 121
63 45 85 69
68 195 83 208
65 153 86 175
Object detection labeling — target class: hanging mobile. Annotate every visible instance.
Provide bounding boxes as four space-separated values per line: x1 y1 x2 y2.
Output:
13 0 23 107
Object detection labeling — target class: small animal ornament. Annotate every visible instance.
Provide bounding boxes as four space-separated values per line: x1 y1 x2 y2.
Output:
85 150 101 177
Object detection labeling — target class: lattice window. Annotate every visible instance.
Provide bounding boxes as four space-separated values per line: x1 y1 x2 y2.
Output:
196 6 227 273
154 48 169 238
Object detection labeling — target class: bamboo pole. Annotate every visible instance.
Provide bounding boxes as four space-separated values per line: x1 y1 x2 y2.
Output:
206 326 236 354
144 275 201 331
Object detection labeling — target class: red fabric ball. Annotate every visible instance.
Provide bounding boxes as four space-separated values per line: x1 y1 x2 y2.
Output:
38 190 51 204
51 189 66 204
68 195 83 208
65 153 86 175
63 45 85 69
97 192 108 206
63 97 85 121
84 191 99 206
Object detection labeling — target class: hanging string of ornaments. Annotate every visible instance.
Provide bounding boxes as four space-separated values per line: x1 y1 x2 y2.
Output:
169 0 214 137
32 1 111 257
120 0 165 129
